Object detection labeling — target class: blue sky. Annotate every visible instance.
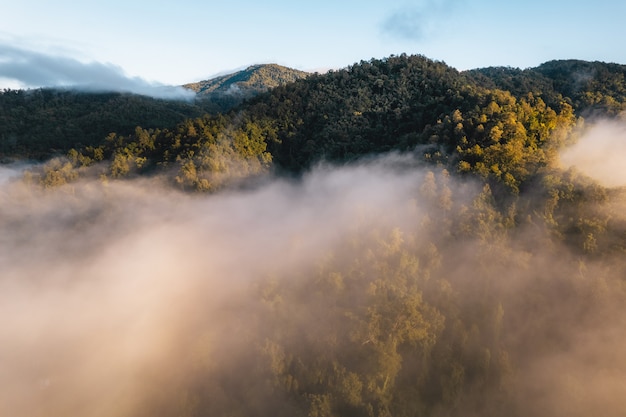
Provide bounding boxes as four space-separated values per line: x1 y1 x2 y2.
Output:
1 0 625 94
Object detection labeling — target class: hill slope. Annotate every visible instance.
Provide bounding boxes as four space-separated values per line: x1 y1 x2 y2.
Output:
8 53 626 417
465 59 626 115
0 89 213 160
184 64 310 97
37 54 626 194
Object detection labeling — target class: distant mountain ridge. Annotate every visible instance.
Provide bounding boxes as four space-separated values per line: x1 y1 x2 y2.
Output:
466 59 626 116
184 64 310 97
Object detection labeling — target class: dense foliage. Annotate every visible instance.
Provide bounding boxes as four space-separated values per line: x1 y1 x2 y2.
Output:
28 54 592 194
21 54 626 253
0 88 220 159
467 59 626 116
0 64 308 161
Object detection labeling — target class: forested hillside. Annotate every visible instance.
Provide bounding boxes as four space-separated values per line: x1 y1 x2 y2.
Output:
4 53 626 417
0 89 210 160
32 53 621 194
24 54 626 249
0 64 307 161
4 54 626 170
467 59 626 116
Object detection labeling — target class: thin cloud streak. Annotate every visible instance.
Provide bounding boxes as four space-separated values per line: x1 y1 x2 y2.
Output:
380 0 465 41
382 8 429 40
0 44 195 100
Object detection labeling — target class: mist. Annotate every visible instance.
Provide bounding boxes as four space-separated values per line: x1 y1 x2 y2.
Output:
0 44 195 100
560 118 626 187
0 162 32 185
2 153 626 416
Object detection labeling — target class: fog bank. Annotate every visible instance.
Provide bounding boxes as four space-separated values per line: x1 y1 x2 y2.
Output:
560 118 626 187
2 154 626 416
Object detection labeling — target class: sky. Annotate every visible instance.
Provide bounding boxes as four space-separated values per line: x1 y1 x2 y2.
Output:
1 0 625 95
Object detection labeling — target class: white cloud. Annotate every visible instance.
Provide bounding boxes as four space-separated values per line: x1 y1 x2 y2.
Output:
0 44 195 100
382 8 429 40
560 119 626 187
381 0 465 41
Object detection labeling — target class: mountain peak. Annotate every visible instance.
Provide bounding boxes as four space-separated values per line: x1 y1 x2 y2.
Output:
184 64 310 97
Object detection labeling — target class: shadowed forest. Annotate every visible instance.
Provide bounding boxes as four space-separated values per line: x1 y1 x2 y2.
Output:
2 54 626 417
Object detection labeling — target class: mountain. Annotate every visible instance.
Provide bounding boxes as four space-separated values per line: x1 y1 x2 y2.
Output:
6 54 626 178
0 89 214 160
465 59 626 115
184 64 310 98
8 53 626 417
0 65 309 160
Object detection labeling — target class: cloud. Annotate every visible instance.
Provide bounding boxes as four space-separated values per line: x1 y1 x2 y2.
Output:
0 163 28 185
381 0 463 41
559 118 626 187
0 155 435 417
0 44 195 100
3 152 626 416
382 8 429 40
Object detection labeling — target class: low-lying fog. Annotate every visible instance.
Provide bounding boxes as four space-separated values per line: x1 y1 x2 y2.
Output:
2 119 626 416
